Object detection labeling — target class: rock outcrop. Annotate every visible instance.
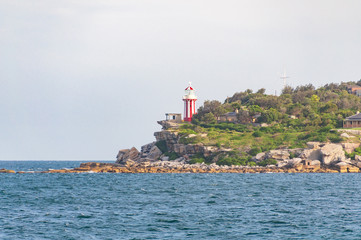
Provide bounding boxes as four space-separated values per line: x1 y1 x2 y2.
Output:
250 141 354 168
287 158 302 167
157 120 181 130
154 130 179 151
300 149 322 160
0 168 15 173
116 147 140 164
320 144 345 165
140 142 162 161
342 143 360 154
265 149 290 160
298 142 346 165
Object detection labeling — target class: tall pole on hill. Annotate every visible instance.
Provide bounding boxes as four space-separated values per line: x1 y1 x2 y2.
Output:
280 68 290 88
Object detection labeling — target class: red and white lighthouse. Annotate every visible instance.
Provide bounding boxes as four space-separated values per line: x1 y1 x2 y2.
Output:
183 82 197 122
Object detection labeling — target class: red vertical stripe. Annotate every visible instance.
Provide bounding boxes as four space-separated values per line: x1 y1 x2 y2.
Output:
189 100 193 118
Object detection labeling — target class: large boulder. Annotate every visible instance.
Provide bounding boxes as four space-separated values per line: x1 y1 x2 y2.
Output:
265 150 290 160
299 149 322 160
342 143 360 154
299 142 323 160
276 160 288 168
140 142 162 161
320 144 345 165
140 142 154 157
116 147 140 164
146 146 163 160
255 152 266 161
287 158 302 168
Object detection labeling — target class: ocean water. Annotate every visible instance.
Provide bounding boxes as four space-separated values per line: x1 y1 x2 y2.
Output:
1 161 361 239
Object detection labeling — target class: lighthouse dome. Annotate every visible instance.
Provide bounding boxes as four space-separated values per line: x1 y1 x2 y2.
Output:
183 82 197 99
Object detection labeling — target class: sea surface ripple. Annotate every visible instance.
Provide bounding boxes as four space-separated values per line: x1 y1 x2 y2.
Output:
1 161 361 239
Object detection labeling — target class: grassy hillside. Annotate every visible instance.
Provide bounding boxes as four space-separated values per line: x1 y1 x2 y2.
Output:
171 81 361 165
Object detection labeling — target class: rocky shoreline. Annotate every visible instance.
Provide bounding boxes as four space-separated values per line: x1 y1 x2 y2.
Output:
0 161 357 174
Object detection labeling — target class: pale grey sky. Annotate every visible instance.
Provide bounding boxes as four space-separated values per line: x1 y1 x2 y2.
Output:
1 0 361 160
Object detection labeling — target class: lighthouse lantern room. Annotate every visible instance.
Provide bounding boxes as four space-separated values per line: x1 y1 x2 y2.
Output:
183 82 197 122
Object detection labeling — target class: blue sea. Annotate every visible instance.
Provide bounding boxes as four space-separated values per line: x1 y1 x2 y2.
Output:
1 161 361 239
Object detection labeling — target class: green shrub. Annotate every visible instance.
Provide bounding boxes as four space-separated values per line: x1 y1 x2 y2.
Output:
216 154 250 166
252 131 262 137
346 147 361 160
319 126 332 132
189 153 207 164
189 158 205 164
289 152 296 159
179 128 197 137
249 147 262 156
258 159 278 167
164 152 179 160
217 157 240 166
329 135 342 143
314 134 327 142
259 127 272 133
248 161 257 166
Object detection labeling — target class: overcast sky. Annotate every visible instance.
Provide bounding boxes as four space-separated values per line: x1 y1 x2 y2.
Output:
1 0 361 160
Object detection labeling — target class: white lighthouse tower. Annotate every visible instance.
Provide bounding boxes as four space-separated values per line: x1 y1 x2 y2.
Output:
183 82 197 122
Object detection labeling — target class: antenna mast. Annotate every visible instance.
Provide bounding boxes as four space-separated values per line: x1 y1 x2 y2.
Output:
280 68 290 88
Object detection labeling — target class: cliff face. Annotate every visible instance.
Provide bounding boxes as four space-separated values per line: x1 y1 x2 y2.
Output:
116 129 212 164
153 130 179 151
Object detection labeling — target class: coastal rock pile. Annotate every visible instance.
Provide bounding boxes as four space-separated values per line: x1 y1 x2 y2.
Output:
40 161 339 174
253 141 361 172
